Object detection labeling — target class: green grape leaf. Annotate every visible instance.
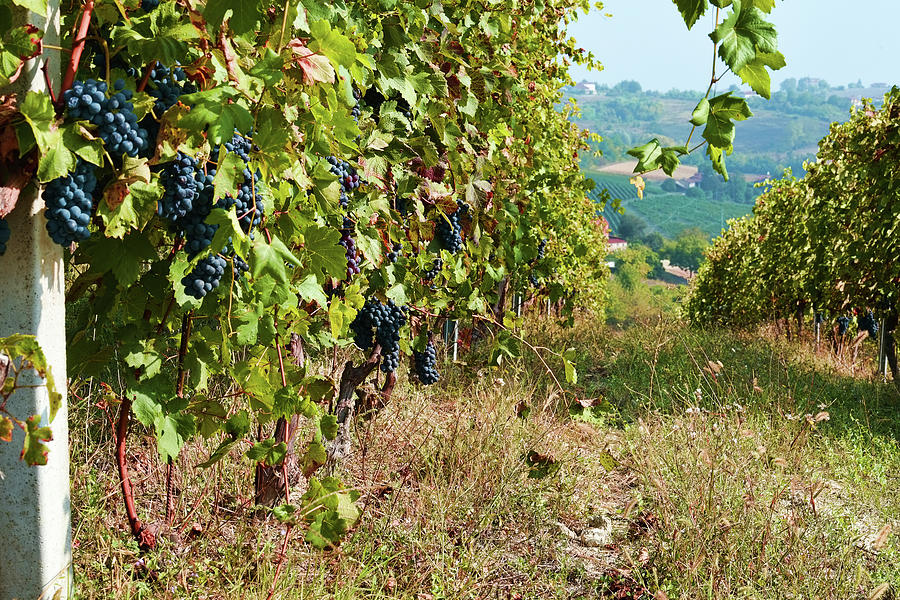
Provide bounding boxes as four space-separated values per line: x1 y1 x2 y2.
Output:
319 414 338 441
250 234 301 284
709 1 778 73
296 274 328 306
701 92 752 149
297 226 347 280
11 0 47 17
735 51 786 99
246 438 288 466
301 440 327 477
203 0 261 35
21 415 52 465
673 0 709 29
308 19 357 70
690 98 710 126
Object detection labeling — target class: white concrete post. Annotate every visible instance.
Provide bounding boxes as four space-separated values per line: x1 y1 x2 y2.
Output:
452 320 458 362
0 3 71 600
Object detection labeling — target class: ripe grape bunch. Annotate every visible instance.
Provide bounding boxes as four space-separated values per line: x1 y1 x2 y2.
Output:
350 299 408 373
435 203 464 253
148 65 196 115
859 310 878 338
0 217 10 255
413 339 440 385
423 257 442 280
837 316 850 336
62 79 149 159
326 156 361 208
182 254 227 299
339 217 361 279
386 243 402 263
537 238 547 259
43 160 98 247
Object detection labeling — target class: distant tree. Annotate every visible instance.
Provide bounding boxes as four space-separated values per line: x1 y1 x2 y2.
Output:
780 78 797 93
661 178 679 193
617 213 648 240
642 231 666 252
661 228 708 273
612 244 656 290
612 80 642 95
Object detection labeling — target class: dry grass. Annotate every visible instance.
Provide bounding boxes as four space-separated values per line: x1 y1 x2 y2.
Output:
69 315 900 599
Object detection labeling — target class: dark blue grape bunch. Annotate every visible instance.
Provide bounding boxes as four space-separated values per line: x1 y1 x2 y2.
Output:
413 339 440 385
351 87 362 120
223 132 252 162
423 257 442 280
158 152 200 223
326 156 361 208
349 299 408 372
148 64 196 115
216 167 264 234
537 238 547 259
814 312 824 326
182 254 227 299
837 316 851 336
0 217 10 255
339 217 361 279
859 310 879 338
140 0 160 10
387 243 402 263
392 195 409 215
232 254 249 277
529 273 540 288
63 79 149 159
43 161 98 247
435 205 463 253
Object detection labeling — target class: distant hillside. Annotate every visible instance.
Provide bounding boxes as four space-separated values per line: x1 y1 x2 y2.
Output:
573 78 894 239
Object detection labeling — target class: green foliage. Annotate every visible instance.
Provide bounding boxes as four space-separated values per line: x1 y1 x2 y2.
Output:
0 335 62 465
688 89 900 329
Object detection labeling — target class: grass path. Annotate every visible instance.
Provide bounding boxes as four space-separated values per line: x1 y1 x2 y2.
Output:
70 317 899 599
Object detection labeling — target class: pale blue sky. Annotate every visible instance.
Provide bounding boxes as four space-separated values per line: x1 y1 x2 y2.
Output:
567 1 900 91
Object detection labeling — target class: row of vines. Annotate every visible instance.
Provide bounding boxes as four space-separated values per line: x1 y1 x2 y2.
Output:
686 89 900 384
0 0 786 554
0 0 610 549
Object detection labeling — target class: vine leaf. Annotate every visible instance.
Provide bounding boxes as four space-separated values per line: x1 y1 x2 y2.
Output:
297 226 347 280
203 0 261 35
22 415 52 465
709 1 778 73
736 51 786 99
0 415 12 443
690 98 710 126
673 0 709 29
308 20 357 71
11 0 47 17
250 234 301 284
289 40 335 85
627 139 686 176
701 92 752 149
246 438 288 466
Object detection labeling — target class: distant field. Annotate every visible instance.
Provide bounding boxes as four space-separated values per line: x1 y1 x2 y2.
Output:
597 160 698 181
587 172 752 238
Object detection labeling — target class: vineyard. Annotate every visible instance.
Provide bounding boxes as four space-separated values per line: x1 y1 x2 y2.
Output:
5 1 895 600
686 88 900 389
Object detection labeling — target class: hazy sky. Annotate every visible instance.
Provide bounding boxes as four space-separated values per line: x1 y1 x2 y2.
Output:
567 1 900 91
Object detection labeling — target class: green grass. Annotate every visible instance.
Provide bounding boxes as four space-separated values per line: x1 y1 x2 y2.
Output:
69 308 900 599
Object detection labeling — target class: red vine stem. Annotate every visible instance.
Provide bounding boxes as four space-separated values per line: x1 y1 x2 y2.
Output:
116 394 156 550
58 0 95 104
136 59 157 94
265 524 293 600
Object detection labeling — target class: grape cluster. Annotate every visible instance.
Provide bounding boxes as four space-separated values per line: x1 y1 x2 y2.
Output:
537 238 547 259
62 79 149 158
859 311 879 338
339 217 361 279
140 0 160 10
814 313 824 325
326 156 361 208
159 153 201 222
423 258 442 280
435 206 463 253
43 161 98 247
182 254 227 299
529 273 540 287
218 167 264 233
349 299 408 373
387 243 402 263
837 316 850 336
148 65 196 115
223 132 252 162
413 340 440 385
232 254 250 277
0 217 10 255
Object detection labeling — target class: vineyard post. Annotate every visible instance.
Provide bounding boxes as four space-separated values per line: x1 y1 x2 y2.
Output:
452 320 458 362
878 316 888 381
0 3 72 599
